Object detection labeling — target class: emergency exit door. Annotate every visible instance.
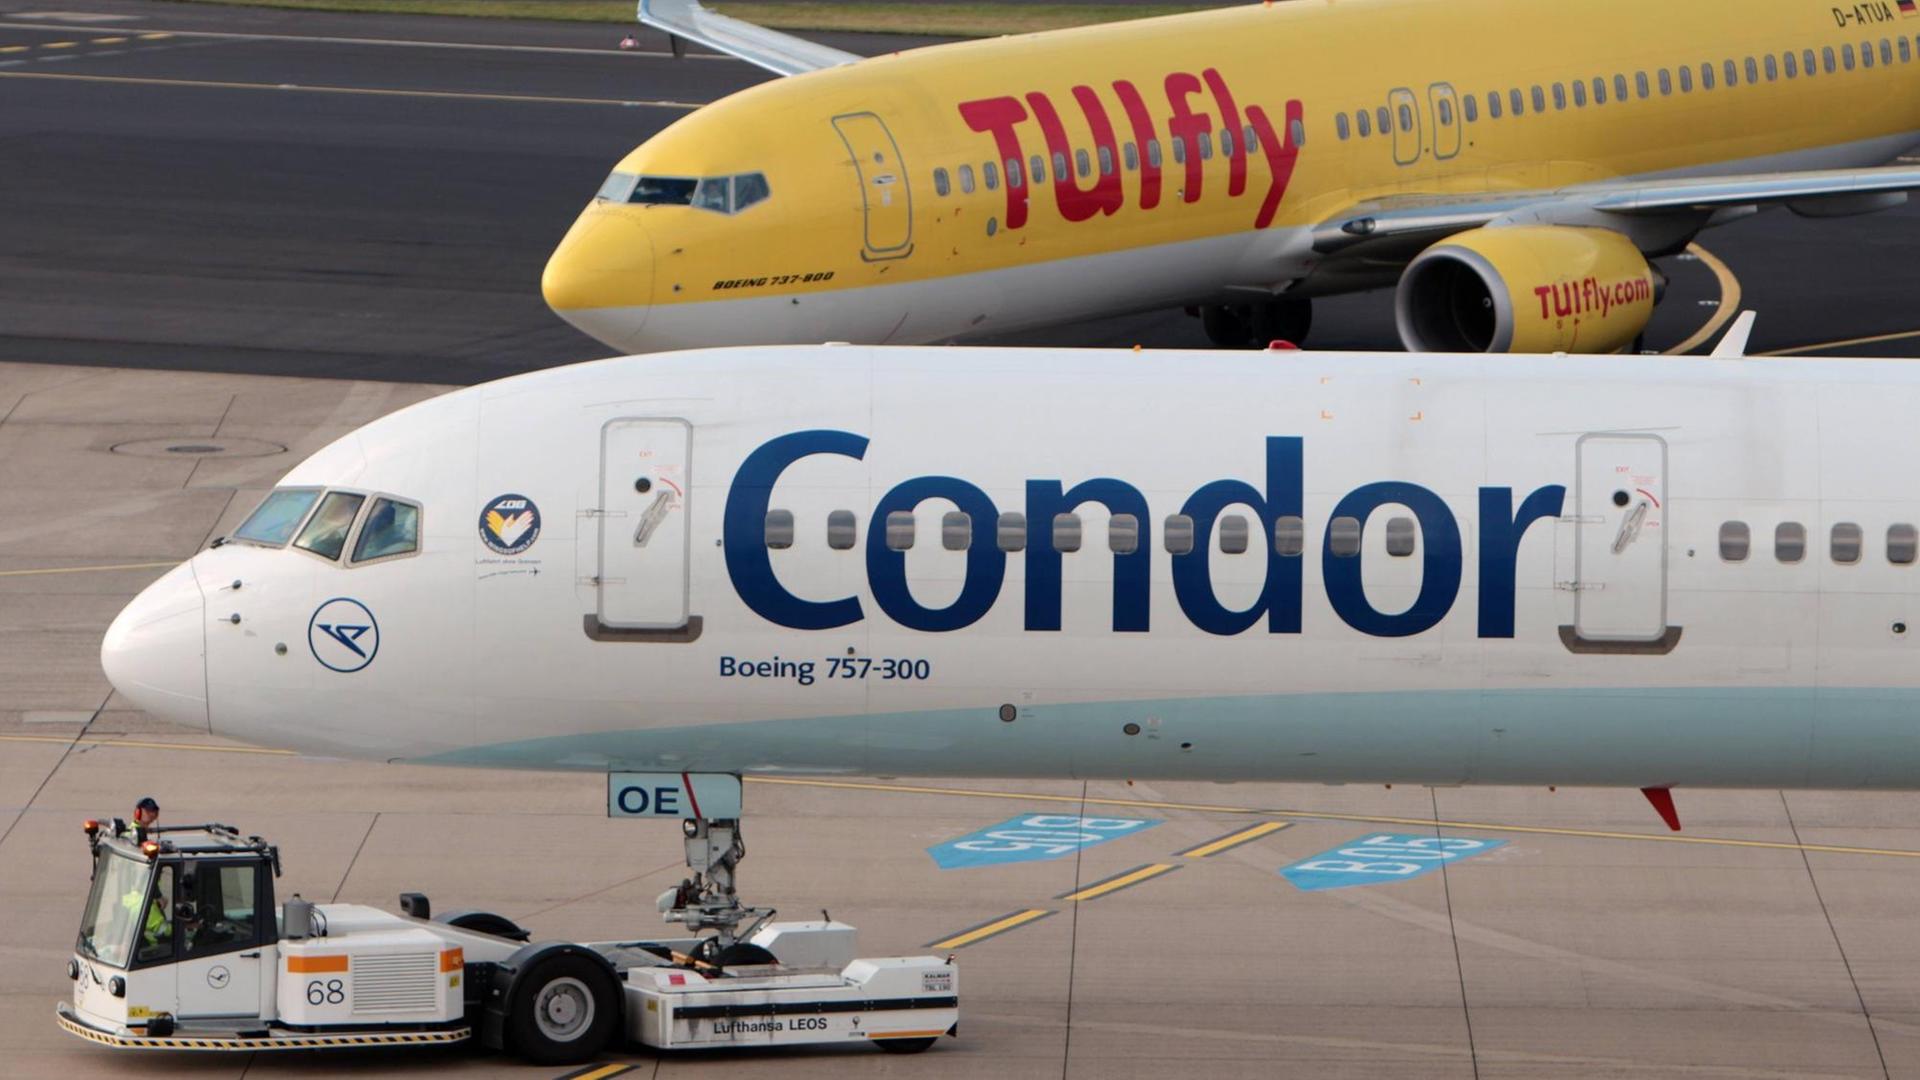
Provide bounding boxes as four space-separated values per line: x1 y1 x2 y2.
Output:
598 418 691 631
1573 433 1669 643
1428 82 1461 159
833 112 914 260
1387 87 1421 166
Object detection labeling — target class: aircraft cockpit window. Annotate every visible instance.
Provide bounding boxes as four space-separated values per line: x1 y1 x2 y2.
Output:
293 491 366 562
351 497 421 564
631 175 699 206
689 177 730 212
232 487 323 547
732 172 771 212
596 171 640 203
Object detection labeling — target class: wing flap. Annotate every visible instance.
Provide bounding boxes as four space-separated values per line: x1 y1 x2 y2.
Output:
638 0 860 77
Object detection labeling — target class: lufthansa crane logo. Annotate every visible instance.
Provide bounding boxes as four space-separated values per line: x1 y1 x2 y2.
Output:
309 598 380 673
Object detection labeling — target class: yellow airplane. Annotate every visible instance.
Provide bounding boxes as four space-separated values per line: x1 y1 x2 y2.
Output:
542 0 1920 354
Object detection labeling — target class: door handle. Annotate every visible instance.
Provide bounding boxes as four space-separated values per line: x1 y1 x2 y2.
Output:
238 951 260 959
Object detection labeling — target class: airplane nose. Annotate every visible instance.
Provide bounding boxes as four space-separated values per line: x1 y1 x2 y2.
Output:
101 560 208 731
542 205 654 351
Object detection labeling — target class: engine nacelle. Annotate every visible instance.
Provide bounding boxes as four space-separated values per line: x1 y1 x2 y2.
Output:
1394 226 1656 353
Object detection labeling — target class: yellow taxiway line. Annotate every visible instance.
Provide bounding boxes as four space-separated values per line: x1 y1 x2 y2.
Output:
1058 862 1179 902
746 776 1920 860
0 70 701 109
554 1064 636 1080
1178 820 1291 858
1664 242 1742 356
0 560 174 578
926 908 1053 950
1757 327 1920 357
0 733 293 756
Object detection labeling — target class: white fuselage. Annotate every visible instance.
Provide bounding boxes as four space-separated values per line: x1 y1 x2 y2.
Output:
101 347 1920 790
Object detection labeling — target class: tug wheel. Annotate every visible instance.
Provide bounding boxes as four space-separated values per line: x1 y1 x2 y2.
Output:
506 951 618 1065
874 1036 938 1054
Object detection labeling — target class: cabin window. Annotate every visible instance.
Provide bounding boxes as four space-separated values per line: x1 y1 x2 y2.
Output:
1678 64 1693 92
1614 73 1629 101
1357 108 1374 135
1823 46 1837 74
1378 104 1392 132
885 510 914 551
764 509 794 550
1782 51 1797 78
1463 94 1478 121
996 512 1026 553
1220 128 1236 157
1336 113 1351 140
1110 514 1140 555
1551 82 1566 110
1530 85 1546 113
1219 514 1249 554
1098 145 1114 175
1890 524 1918 564
933 168 951 197
1487 91 1503 119
1438 96 1455 124
1571 80 1586 107
1764 54 1779 80
1725 58 1739 85
1592 76 1608 104
1635 71 1650 98
1863 40 1877 69
1053 150 1069 179
1803 48 1818 75
1074 148 1091 177
294 491 365 562
1701 61 1716 89
1197 131 1213 159
1746 56 1761 82
1005 157 1022 188
1719 521 1750 562
1776 522 1807 563
1123 141 1139 169
1244 123 1259 152
827 509 857 550
958 164 975 194
352 498 420 563
1289 117 1307 146
942 511 971 552
1900 38 1911 63
983 161 999 190
1172 137 1186 164
1029 154 1046 184
1274 515 1305 557
1385 516 1417 557
1832 522 1864 564
1658 68 1672 94
1881 38 1894 65
1328 516 1362 558
1146 139 1163 168
1164 514 1195 555
1053 513 1082 553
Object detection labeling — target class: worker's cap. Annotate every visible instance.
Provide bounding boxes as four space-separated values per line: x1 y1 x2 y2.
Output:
135 796 159 812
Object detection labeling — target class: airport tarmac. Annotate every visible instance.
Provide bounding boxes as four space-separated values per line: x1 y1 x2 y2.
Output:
8 361 1920 1079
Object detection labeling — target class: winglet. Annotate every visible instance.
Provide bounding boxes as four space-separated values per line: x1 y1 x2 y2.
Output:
1709 310 1757 358
1641 786 1681 831
638 0 861 77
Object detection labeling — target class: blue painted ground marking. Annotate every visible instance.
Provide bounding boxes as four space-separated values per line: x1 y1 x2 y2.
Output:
1280 834 1505 892
928 814 1159 869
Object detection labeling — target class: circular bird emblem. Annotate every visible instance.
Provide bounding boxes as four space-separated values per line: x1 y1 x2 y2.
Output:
207 966 230 989
479 493 541 556
308 598 379 674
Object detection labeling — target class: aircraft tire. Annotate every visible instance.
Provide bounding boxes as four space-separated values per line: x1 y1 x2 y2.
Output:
1250 298 1312 347
1200 305 1252 348
505 950 619 1065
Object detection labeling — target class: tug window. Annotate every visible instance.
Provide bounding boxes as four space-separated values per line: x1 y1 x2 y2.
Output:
352 498 420 563
1890 524 1918 565
764 509 794 550
942 511 972 552
827 509 857 550
1776 522 1807 563
1109 514 1140 555
1219 514 1250 554
1328 516 1362 558
1832 522 1864 564
885 511 914 551
1274 515 1305 557
233 488 322 547
997 512 1027 552
1053 513 1083 553
933 168 951 197
180 862 260 960
294 491 365 562
1164 514 1195 555
1385 516 1417 557
1719 521 1750 562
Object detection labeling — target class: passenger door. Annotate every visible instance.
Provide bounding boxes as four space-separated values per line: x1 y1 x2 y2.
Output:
1573 433 1670 643
833 112 915 260
1428 82 1461 160
597 418 693 632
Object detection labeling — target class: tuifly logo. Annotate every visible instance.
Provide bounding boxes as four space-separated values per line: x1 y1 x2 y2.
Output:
308 598 380 673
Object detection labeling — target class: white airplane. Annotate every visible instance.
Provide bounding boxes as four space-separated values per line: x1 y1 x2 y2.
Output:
102 326 1920 842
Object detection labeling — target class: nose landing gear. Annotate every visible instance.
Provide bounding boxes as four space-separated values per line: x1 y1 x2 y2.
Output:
659 816 775 962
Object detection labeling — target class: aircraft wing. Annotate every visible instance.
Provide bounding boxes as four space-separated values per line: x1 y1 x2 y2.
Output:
1311 165 1920 252
638 0 861 76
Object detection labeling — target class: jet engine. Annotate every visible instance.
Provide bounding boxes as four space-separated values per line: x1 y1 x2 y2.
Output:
1394 226 1656 353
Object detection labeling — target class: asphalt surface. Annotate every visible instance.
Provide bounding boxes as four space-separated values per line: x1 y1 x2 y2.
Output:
0 0 1917 384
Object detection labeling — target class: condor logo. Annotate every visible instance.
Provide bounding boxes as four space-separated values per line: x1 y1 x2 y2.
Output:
958 69 1304 232
309 598 379 673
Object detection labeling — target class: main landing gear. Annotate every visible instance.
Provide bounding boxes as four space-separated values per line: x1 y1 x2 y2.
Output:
1199 297 1313 349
